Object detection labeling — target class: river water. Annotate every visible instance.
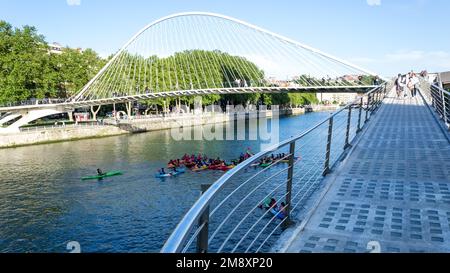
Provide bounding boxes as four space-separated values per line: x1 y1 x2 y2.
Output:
0 111 338 253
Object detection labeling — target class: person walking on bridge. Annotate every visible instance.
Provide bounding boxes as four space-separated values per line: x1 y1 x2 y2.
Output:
410 73 420 98
395 74 403 98
403 73 412 98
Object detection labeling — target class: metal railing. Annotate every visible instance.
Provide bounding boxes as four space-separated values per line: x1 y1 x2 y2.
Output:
161 83 388 253
19 122 109 132
0 98 66 108
420 81 450 129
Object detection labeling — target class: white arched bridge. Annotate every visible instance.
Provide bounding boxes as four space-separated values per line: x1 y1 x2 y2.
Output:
0 12 380 132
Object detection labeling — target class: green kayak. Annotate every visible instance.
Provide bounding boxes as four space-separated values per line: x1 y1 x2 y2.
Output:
81 171 124 181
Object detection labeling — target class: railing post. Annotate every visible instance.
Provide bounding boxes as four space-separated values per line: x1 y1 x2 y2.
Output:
323 116 333 176
344 106 352 149
442 89 448 126
372 90 378 111
375 88 381 110
357 97 363 133
284 142 296 228
196 184 211 253
370 92 375 113
431 86 436 109
365 94 371 123
437 87 444 118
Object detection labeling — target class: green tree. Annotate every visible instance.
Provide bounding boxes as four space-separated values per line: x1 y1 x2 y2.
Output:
0 20 107 104
0 21 51 104
53 48 106 98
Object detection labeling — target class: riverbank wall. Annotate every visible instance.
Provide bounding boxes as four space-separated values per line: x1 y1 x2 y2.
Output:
0 105 340 148
0 125 128 148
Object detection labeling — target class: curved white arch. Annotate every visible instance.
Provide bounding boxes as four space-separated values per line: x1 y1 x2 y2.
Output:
74 12 379 101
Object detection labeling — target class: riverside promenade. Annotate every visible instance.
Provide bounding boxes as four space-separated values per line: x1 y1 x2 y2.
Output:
282 91 450 253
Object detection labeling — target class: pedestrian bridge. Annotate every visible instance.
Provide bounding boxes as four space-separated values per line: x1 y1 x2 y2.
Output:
162 82 450 253
0 12 378 133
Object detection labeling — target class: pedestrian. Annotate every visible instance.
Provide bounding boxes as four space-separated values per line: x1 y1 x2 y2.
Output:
411 73 420 97
395 74 403 99
373 76 381 86
402 74 410 98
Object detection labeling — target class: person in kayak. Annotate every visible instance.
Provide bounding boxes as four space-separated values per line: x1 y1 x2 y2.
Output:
278 202 287 219
246 148 254 157
259 197 272 210
97 168 104 176
269 198 277 209
159 168 166 175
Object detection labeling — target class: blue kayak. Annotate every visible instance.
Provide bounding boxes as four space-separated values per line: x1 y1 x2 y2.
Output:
155 173 172 178
155 168 186 178
173 168 186 174
270 208 286 220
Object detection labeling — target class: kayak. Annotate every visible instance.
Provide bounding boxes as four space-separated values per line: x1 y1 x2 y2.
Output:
280 157 300 163
82 171 123 181
270 208 286 220
173 168 186 174
155 168 186 178
184 162 196 168
171 168 186 175
250 162 272 168
191 166 208 172
155 173 173 178
218 165 235 171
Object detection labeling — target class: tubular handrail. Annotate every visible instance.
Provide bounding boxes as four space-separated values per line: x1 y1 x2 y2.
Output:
161 83 387 253
420 80 450 127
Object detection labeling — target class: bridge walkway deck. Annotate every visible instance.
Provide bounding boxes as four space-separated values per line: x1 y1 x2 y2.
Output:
283 92 450 253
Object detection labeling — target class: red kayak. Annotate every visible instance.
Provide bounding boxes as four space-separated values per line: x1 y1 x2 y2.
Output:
208 164 223 170
184 162 196 168
217 165 235 171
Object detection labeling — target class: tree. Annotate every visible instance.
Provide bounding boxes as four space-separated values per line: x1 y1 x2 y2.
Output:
52 48 106 98
0 21 50 104
0 21 107 104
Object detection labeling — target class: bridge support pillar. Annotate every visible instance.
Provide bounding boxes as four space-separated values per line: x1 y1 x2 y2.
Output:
67 111 74 122
125 102 132 118
90 105 101 121
0 113 21 126
163 101 167 114
2 108 62 131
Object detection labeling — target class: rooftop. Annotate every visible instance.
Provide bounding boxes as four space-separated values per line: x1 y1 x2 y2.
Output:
439 71 450 84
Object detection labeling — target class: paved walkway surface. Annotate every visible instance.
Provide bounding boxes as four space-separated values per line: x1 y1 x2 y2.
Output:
284 93 450 253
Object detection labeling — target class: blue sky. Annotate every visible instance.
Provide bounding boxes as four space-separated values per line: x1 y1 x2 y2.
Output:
1 0 449 77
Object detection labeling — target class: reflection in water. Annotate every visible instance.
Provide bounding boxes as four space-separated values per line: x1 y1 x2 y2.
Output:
0 111 333 252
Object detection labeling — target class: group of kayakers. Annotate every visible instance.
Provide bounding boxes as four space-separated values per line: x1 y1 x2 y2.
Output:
158 148 254 175
251 153 300 168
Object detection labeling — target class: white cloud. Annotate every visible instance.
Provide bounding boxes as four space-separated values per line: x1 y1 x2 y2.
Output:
66 0 81 6
367 0 381 6
351 49 450 76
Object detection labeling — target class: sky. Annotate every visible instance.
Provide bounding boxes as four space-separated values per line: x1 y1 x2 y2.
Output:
0 0 449 77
